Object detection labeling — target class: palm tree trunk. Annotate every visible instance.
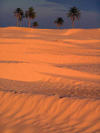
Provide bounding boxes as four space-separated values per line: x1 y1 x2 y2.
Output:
57 24 59 29
20 22 21 27
28 18 31 27
17 17 19 27
72 20 74 28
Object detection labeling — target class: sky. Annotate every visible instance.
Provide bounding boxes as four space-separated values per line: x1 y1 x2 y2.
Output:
0 0 100 29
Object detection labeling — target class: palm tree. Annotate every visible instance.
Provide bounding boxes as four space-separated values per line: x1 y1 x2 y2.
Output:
25 7 36 27
14 8 23 27
32 21 39 28
54 17 64 28
67 6 81 28
19 10 24 27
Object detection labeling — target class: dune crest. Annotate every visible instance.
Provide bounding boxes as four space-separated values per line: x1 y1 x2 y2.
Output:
0 91 100 133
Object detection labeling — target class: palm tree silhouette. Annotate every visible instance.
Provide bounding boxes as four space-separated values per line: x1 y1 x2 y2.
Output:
32 22 39 28
25 7 36 27
19 10 24 27
67 6 81 28
54 17 64 28
14 8 23 27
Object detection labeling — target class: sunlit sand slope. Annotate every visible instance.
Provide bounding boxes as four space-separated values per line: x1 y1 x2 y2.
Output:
0 27 100 132
0 91 100 133
0 27 100 97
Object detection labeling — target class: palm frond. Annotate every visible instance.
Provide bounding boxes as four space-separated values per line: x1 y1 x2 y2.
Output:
32 21 39 28
67 6 81 20
25 7 36 19
54 17 64 28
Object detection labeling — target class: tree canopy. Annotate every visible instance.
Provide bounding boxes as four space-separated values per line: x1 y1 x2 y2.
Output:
54 17 64 28
32 21 39 28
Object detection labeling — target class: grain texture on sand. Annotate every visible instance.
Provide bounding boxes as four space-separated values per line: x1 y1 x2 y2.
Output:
0 27 100 132
0 91 100 133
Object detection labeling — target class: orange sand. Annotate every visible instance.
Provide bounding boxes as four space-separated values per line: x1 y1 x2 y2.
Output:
0 27 100 133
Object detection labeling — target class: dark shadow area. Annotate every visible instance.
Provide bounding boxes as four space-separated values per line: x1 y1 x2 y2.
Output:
54 63 100 75
0 42 23 44
0 60 29 64
40 72 100 83
0 77 100 98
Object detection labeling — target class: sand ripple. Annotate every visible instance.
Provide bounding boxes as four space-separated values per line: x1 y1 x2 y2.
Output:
0 27 100 132
0 91 100 133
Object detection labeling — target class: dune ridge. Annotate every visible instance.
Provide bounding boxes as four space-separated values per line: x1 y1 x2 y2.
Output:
0 91 100 133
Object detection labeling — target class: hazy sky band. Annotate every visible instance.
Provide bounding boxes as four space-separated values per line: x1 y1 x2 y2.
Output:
0 0 100 28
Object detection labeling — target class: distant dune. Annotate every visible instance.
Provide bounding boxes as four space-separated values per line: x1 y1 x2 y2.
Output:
0 27 100 132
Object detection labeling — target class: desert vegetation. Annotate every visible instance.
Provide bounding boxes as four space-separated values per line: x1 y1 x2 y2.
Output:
54 17 64 28
14 8 24 27
14 6 81 28
32 21 39 28
67 6 81 28
14 7 36 28
25 7 36 27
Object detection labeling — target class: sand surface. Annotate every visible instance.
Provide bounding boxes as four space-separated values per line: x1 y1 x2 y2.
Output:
0 27 100 133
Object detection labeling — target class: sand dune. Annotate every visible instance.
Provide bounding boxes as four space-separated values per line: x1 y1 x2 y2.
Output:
0 91 100 133
0 27 100 132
